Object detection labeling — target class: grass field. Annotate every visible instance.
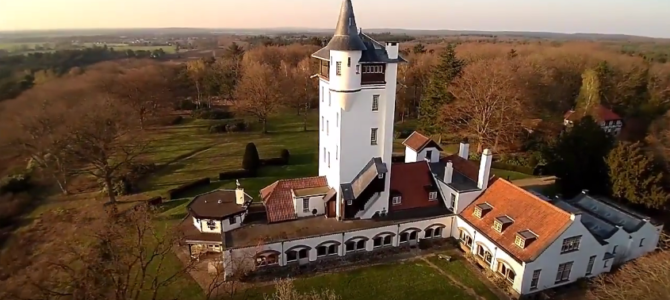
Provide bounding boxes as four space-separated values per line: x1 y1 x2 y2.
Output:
427 256 499 300
232 260 481 300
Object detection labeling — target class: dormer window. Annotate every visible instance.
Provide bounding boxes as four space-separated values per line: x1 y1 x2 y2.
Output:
516 230 538 249
206 220 216 230
392 196 402 205
493 215 514 232
474 203 493 218
429 191 438 201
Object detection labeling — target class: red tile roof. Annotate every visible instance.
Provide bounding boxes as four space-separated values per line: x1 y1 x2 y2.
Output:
460 178 573 262
565 104 621 122
402 131 444 152
389 161 440 211
260 176 328 223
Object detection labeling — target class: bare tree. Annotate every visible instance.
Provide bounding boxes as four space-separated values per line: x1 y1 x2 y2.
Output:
264 278 339 300
186 59 207 107
590 250 670 300
443 57 528 152
60 97 148 203
234 61 281 133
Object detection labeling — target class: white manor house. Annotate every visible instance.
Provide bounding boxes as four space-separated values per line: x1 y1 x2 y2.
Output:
179 0 663 298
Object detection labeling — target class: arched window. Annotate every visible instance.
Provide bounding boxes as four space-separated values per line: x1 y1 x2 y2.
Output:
399 228 420 244
254 250 280 267
316 241 340 257
476 243 493 264
424 224 446 239
459 228 473 247
345 237 368 253
498 260 516 283
372 232 395 248
285 246 310 263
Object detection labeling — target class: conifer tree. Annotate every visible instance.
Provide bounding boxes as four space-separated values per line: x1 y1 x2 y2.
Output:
418 43 464 136
607 141 669 209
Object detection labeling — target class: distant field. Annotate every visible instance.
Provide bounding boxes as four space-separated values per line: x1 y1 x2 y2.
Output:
0 42 51 50
0 42 176 54
82 43 177 53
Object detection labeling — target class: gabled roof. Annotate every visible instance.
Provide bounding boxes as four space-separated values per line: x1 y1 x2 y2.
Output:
260 176 329 223
389 161 440 211
187 189 252 219
564 104 621 122
460 178 574 263
341 157 387 201
402 131 444 152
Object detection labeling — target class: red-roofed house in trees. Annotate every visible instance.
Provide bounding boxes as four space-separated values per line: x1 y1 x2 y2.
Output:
563 104 623 136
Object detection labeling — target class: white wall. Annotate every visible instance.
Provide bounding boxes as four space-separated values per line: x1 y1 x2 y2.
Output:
405 147 440 163
434 180 482 213
622 222 663 262
199 218 222 233
294 196 326 218
455 217 526 293
328 51 362 92
223 215 455 278
404 148 418 163
521 215 608 294
193 216 243 233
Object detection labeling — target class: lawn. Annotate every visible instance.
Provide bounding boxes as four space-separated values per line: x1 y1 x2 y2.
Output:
427 256 499 300
232 260 478 300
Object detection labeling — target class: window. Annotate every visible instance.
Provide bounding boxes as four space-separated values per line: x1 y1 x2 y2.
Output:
560 236 582 253
323 147 326 162
287 251 297 262
400 232 408 243
206 220 216 230
372 95 379 111
355 65 360 74
327 152 330 168
378 174 384 179
336 112 339 127
392 196 402 205
586 255 596 275
530 270 541 290
336 145 338 160
255 254 278 267
499 263 516 283
345 239 366 252
410 231 417 240
477 245 492 264
298 249 308 259
328 92 331 106
555 262 573 283
429 191 438 201
347 57 351 67
317 244 338 257
425 150 433 160
434 227 442 237
514 235 525 248
326 120 329 135
302 198 309 213
336 62 342 76
345 242 355 251
356 239 365 250
612 245 618 254
459 230 473 247
373 237 382 248
604 260 609 268
362 65 383 73
370 128 378 145
425 228 434 239
321 87 324 102
450 194 456 208
321 116 324 131
347 200 352 205
229 216 237 225
383 235 392 246
640 238 645 247
493 220 503 232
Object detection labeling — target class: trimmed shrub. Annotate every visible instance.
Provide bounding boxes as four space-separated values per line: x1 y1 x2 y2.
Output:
208 123 227 133
261 158 287 166
280 149 290 164
242 143 260 174
168 177 211 200
219 169 255 180
169 115 183 125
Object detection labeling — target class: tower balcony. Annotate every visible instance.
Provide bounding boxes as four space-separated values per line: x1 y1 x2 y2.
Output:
318 61 386 85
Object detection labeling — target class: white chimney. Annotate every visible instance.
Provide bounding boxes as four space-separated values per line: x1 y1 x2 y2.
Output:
478 149 493 190
444 161 454 184
386 42 399 59
235 180 245 205
458 138 470 160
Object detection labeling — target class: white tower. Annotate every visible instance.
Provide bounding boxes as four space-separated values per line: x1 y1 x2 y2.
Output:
312 0 405 220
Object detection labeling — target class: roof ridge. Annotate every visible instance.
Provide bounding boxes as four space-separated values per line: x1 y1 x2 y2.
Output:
500 179 573 218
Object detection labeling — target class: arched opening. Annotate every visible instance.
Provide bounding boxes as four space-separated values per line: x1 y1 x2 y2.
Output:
497 260 516 283
255 250 280 267
399 228 420 245
344 236 369 253
316 240 341 258
285 246 310 263
424 224 446 239
475 242 493 265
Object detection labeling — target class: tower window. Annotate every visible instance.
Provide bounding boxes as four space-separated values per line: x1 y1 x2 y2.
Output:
326 120 329 136
321 87 324 102
336 145 338 160
336 62 342 76
321 116 324 131
336 112 339 127
356 65 360 74
328 152 331 168
328 92 331 106
370 128 378 145
372 95 379 111
347 57 351 67
323 147 326 162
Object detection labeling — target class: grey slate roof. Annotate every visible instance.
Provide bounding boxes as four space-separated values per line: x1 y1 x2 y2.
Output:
323 0 367 52
428 162 479 192
341 157 387 201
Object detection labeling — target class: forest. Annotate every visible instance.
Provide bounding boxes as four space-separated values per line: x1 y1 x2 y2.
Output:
0 36 670 299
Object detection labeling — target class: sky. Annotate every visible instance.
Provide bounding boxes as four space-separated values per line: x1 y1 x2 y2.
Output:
0 0 668 38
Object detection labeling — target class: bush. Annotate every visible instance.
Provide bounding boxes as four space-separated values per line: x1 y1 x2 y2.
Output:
169 115 183 125
191 108 234 120
261 157 288 166
0 174 32 195
391 155 406 163
208 123 227 133
219 169 255 180
173 100 197 110
280 149 290 164
168 177 211 200
242 143 260 174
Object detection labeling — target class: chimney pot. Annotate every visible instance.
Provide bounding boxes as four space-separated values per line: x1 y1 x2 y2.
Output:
444 161 454 184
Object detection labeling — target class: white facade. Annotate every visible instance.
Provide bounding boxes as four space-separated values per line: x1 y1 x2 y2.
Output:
405 146 441 163
293 194 327 218
222 215 454 278
318 48 399 219
192 213 245 234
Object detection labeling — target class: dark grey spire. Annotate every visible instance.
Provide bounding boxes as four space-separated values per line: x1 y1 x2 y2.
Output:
325 0 367 51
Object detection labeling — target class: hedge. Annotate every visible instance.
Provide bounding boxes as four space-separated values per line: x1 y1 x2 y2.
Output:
0 174 32 195
168 177 211 200
219 169 255 181
260 157 288 166
192 108 234 120
147 196 163 206
490 161 534 175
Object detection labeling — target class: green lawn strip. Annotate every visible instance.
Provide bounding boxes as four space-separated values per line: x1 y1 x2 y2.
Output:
491 169 534 181
427 256 499 300
234 261 477 300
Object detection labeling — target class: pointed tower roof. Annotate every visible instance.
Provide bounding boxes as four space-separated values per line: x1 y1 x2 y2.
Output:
324 0 367 51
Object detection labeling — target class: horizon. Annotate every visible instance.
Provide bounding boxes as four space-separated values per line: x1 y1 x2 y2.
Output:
1 0 669 38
